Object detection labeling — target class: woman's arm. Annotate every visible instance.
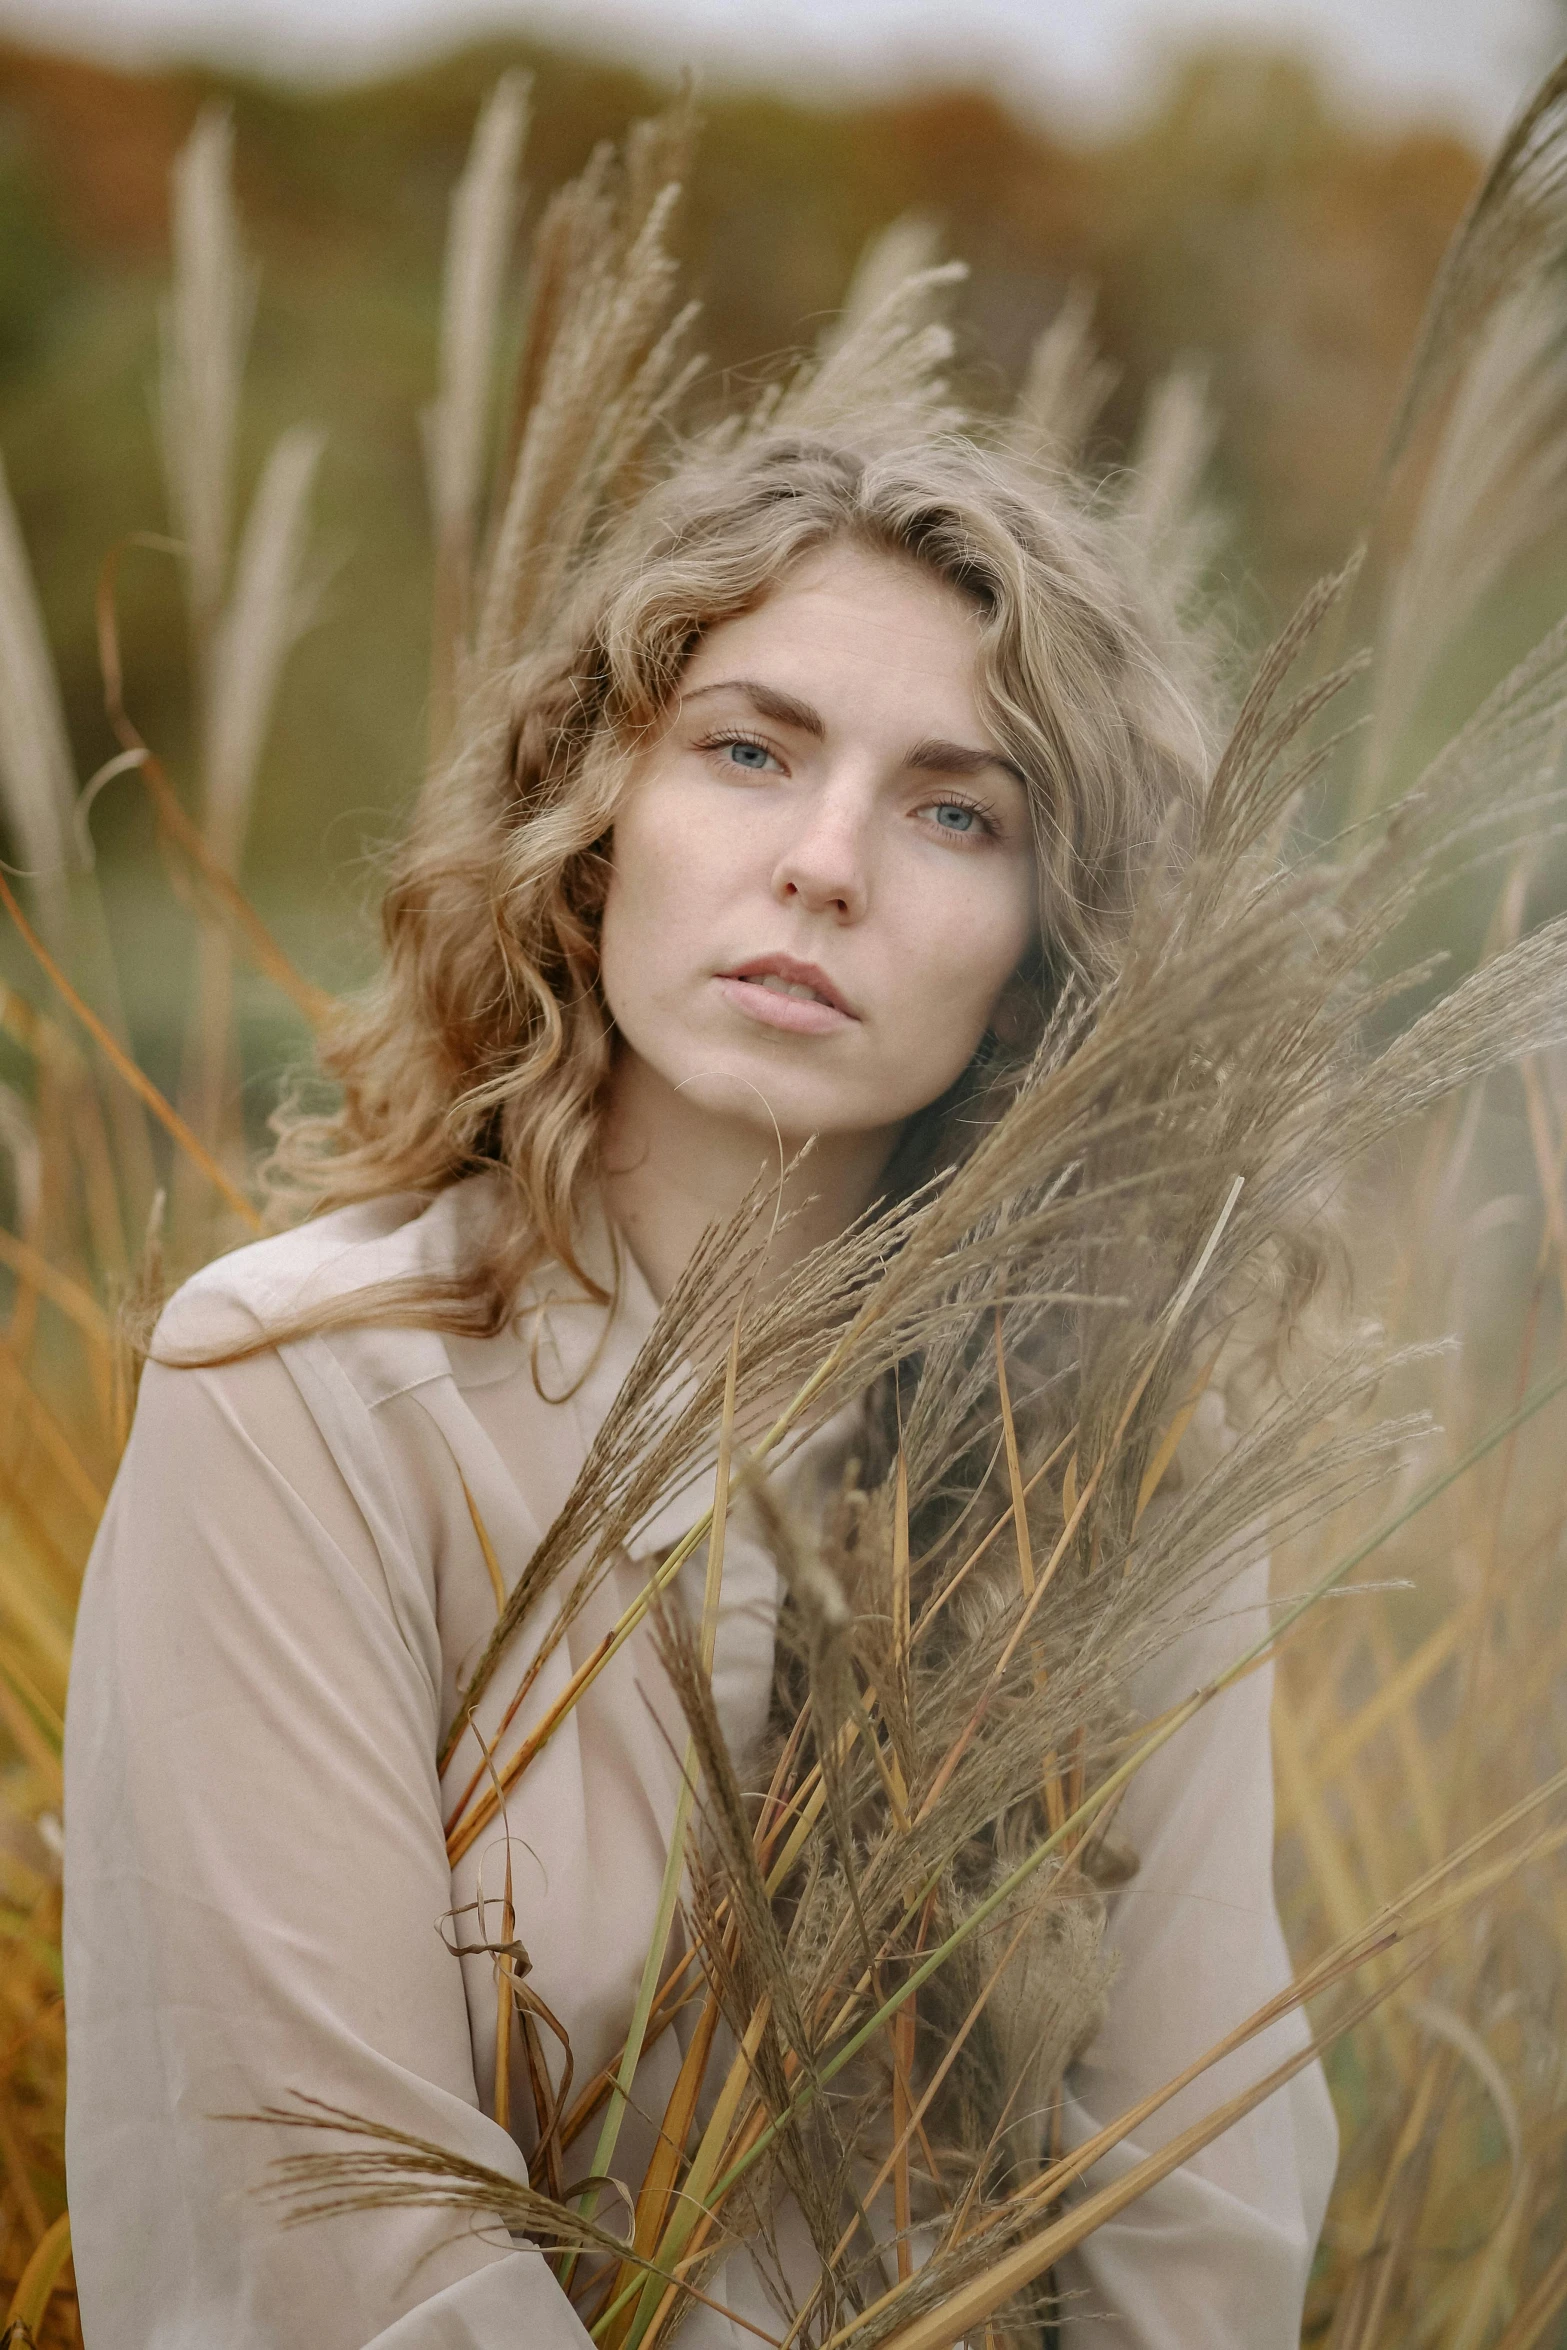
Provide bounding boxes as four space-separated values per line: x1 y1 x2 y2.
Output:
1051 1553 1338 2346
63 1342 593 2350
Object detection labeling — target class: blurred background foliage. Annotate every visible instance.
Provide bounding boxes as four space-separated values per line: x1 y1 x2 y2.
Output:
0 28 1491 1123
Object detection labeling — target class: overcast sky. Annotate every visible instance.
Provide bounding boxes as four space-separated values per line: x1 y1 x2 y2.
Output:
0 0 1554 144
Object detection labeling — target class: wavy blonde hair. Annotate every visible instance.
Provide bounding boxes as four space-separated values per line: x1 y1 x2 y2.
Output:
269 427 1217 1329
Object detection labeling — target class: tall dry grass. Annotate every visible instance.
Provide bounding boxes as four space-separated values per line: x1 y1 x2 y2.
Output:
1278 1073 1567 2349
0 74 1563 2350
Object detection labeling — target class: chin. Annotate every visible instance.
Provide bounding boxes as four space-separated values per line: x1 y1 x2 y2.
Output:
660 1044 840 1134
675 1063 817 1133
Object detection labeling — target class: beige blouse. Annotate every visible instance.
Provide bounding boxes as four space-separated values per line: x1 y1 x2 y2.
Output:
63 1178 1336 2348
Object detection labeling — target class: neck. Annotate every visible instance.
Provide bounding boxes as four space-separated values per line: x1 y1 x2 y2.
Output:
600 1050 900 1303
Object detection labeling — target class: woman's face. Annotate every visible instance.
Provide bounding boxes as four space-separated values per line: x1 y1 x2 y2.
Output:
598 541 1039 1157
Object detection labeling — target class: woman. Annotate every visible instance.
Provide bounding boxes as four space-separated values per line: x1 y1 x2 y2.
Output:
62 423 1335 2345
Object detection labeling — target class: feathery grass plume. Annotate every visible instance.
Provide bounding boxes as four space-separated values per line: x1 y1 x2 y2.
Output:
259 1658 1567 2350
1380 54 1567 480
830 217 945 345
181 423 325 1157
1006 292 1222 734
0 453 75 946
0 1080 39 1238
1005 281 1119 474
773 255 966 445
0 454 156 1246
201 426 326 877
156 109 324 1222
161 103 251 1202
1356 51 1567 827
1368 275 1567 794
1117 363 1220 611
424 71 530 759
159 106 253 649
475 97 701 673
1109 360 1227 736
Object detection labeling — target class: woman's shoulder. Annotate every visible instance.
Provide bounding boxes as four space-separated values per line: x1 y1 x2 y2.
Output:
151 1182 507 1364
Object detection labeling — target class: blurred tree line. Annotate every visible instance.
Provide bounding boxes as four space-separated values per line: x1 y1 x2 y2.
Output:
0 31 1480 1021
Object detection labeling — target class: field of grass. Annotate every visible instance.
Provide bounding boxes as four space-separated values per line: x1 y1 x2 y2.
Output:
0 70 1564 2350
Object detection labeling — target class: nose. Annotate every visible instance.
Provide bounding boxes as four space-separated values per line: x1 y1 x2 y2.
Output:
770 785 870 922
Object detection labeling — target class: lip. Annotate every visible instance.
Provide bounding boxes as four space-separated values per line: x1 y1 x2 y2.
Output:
715 953 858 1036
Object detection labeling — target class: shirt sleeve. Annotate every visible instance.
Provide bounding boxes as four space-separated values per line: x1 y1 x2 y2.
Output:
63 1342 595 2350
1051 1553 1339 2345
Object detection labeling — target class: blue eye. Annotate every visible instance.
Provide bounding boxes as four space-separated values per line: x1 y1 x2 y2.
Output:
723 739 772 770
933 802 978 832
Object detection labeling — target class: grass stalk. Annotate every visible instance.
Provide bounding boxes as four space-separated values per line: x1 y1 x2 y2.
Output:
0 866 259 1229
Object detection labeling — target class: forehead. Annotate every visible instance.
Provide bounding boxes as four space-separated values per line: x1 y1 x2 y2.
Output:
679 542 987 725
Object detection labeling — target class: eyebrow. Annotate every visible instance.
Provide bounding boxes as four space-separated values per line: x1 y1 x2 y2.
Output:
682 678 825 735
682 677 1022 782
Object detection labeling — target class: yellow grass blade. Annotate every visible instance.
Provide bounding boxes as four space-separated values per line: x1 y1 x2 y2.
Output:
912 1426 1074 1640
148 752 332 1027
441 1308 755 1832
0 1338 108 1519
1273 1683 1387 1982
1291 1599 1471 1812
618 1989 721 2286
789 1902 1040 2349
700 1574 1567 2239
701 1315 742 1677
891 1439 912 1669
1060 1450 1078 1523
1489 2238 1567 2350
446 1530 696 1864
1132 1346 1221 1524
610 1995 774 2349
0 1533 77 1689
0 1231 111 1355
492 1842 515 2131
461 1479 507 1616
0 867 259 1229
2 2208 70 2341
93 545 335 1028
0 1665 63 1803
0 1644 62 1751
859 1788 1567 2342
762 1720 860 1894
993 1308 1034 1599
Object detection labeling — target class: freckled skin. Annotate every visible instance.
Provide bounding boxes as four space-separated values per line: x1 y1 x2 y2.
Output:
600 543 1039 1164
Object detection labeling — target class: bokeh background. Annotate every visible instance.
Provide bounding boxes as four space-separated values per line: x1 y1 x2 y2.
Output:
0 0 1562 1128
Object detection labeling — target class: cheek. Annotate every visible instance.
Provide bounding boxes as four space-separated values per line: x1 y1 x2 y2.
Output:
604 790 671 923
893 869 1037 1043
597 841 665 1021
598 780 735 1010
